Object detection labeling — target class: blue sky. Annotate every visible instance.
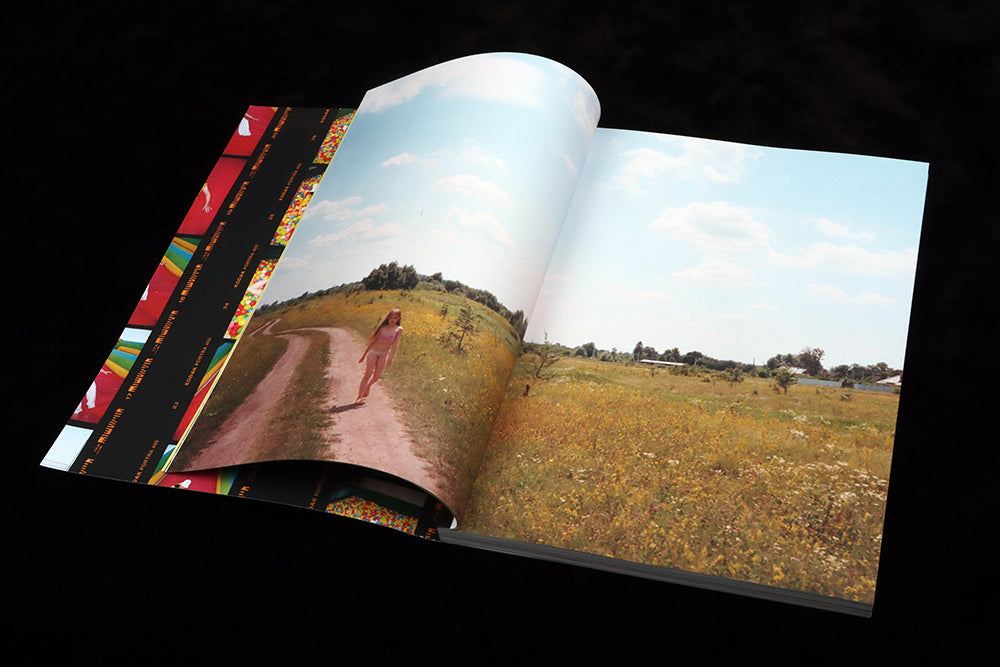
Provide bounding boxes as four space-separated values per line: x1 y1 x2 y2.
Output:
262 53 928 370
262 53 600 315
527 129 928 369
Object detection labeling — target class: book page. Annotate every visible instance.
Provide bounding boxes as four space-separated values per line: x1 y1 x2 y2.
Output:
460 127 928 607
167 54 601 522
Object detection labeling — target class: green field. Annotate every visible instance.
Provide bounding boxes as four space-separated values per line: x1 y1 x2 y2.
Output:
464 354 897 604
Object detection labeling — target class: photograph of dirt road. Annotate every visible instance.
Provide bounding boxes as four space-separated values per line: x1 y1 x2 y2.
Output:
169 283 521 519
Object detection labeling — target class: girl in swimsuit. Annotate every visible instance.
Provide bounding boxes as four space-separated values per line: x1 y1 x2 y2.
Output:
356 309 403 403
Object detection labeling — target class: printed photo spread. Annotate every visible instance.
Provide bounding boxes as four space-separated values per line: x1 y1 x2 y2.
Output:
41 53 929 616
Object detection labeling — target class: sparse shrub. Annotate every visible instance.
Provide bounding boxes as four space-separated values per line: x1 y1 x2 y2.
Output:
773 368 797 394
439 305 478 353
530 332 561 379
724 367 745 384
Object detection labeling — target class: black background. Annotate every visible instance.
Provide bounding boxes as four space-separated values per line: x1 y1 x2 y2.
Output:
8 2 996 663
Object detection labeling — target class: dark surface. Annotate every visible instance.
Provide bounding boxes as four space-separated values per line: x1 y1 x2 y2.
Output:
9 2 995 663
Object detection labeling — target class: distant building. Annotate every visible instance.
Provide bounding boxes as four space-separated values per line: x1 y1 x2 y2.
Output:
638 359 686 366
877 374 903 387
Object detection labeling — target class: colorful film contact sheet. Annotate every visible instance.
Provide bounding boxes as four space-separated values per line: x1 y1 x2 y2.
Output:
225 260 277 338
38 105 442 539
326 495 420 534
314 110 355 164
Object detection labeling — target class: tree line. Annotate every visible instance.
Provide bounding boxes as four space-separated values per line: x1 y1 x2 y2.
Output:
527 338 901 384
259 262 528 341
258 261 899 384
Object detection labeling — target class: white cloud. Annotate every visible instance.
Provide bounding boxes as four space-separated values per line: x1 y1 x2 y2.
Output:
673 258 754 285
614 147 674 194
614 138 759 193
459 138 506 172
649 204 916 282
447 207 516 249
649 201 772 253
815 218 876 242
304 196 362 221
672 137 760 182
357 203 388 217
303 197 387 224
381 152 418 167
273 256 309 270
381 139 502 174
307 219 404 247
808 284 895 305
434 174 511 205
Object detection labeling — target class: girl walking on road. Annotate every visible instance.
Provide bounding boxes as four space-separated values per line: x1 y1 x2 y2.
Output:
357 309 403 403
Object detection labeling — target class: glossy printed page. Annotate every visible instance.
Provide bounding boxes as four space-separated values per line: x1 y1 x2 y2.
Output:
169 54 602 521
464 126 928 608
264 53 601 314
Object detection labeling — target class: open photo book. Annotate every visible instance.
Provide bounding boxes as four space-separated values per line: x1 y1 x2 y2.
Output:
41 53 928 616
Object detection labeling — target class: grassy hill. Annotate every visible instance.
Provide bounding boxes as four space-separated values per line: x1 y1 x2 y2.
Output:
177 285 521 510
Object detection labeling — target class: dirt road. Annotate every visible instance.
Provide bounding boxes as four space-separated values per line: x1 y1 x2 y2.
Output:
178 321 443 505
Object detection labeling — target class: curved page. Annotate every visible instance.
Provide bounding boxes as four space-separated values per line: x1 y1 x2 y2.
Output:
168 54 601 522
